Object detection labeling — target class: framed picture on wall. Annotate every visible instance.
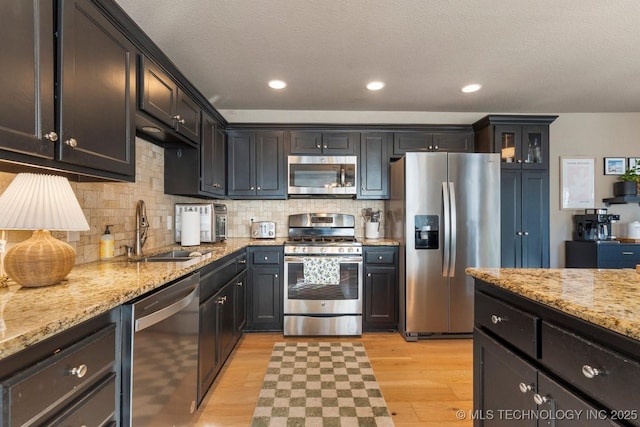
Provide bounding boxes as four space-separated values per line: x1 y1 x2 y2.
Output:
628 157 640 170
604 157 626 175
561 156 595 210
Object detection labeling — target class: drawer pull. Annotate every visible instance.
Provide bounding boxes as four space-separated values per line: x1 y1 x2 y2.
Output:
518 382 532 393
238 259 247 264
491 315 504 324
582 364 603 379
378 256 383 260
622 251 634 255
70 364 88 378
367 273 372 277
237 281 243 287
533 393 549 405
264 256 269 260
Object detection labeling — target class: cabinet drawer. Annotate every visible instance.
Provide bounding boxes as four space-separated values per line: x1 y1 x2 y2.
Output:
251 250 281 265
364 249 396 265
599 244 640 268
6 325 116 426
475 292 539 358
541 322 640 421
47 373 116 426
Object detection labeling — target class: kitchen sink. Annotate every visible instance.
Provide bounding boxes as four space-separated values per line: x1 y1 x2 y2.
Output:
139 249 211 262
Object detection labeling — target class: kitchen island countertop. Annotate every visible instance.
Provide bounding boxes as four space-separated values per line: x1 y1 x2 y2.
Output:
466 267 640 341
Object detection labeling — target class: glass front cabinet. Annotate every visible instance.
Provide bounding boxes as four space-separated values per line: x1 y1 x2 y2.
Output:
494 124 549 170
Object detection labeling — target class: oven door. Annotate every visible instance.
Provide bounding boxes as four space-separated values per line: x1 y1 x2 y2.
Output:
283 255 363 315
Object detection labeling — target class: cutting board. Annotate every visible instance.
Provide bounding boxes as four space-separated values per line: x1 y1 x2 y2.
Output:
616 237 640 243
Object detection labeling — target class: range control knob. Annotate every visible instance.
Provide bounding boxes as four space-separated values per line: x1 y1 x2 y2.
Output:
348 247 353 253
339 247 345 253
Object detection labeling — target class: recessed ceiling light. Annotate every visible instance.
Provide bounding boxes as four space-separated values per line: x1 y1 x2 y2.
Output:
268 80 287 89
366 81 385 91
461 83 482 93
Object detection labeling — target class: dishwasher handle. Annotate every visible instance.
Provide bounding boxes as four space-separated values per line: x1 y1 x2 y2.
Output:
135 282 199 332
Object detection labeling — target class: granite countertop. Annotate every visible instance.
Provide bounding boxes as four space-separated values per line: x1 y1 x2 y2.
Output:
466 268 640 341
0 238 287 360
0 237 397 360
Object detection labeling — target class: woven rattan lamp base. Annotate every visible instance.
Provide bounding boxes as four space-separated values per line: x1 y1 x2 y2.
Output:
4 230 75 287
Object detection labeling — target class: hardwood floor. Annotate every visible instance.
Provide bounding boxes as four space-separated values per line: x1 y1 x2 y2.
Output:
194 332 473 426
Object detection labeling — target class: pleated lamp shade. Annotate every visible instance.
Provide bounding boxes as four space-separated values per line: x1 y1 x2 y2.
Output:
0 173 90 287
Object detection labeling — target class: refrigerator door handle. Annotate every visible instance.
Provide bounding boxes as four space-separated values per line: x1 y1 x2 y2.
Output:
442 181 450 277
449 181 457 277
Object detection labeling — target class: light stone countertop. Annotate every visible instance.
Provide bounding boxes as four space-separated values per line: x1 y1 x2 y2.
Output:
0 237 397 360
466 268 640 341
0 238 285 360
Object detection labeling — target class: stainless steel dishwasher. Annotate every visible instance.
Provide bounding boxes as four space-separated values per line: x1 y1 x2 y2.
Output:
122 272 200 427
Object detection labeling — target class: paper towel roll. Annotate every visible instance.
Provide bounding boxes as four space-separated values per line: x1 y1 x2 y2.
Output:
181 211 201 246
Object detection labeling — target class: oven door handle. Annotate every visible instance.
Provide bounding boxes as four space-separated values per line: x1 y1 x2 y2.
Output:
284 256 363 263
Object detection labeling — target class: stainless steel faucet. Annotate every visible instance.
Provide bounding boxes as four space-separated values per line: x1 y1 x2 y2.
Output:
135 200 149 255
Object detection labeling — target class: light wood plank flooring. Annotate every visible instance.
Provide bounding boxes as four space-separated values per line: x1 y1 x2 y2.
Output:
194 332 472 426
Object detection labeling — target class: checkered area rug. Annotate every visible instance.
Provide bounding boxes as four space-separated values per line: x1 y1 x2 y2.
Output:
251 342 394 427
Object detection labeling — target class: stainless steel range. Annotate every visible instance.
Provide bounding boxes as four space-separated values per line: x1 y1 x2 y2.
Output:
283 213 363 336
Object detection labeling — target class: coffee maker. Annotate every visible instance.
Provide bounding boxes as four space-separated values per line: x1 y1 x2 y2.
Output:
572 208 620 241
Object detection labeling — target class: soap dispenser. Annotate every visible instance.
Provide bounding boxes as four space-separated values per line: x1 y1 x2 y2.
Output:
100 225 115 260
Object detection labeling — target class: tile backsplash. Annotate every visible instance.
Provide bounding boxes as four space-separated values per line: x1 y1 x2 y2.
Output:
0 138 384 265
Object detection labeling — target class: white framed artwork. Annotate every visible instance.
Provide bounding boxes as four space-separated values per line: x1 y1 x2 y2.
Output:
561 156 595 210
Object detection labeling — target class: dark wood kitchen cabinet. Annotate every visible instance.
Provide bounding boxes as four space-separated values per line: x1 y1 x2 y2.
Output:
0 0 136 181
359 133 391 199
246 247 284 331
363 246 398 331
501 170 550 268
474 115 557 268
474 280 635 427
198 251 247 404
0 0 55 160
0 310 120 427
227 131 287 199
164 112 226 198
138 55 201 145
289 131 359 155
392 131 473 155
565 241 640 268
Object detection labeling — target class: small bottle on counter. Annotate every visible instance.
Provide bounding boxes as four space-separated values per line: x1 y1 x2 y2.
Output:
100 225 115 260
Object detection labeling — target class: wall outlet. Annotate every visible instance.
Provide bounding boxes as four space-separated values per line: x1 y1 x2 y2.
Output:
167 215 173 230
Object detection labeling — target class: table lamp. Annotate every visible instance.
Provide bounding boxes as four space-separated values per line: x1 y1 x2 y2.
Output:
0 173 90 287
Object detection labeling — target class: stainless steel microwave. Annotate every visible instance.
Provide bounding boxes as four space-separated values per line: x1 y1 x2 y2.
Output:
288 155 357 196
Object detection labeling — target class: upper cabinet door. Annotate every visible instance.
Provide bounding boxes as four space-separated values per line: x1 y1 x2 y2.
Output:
58 0 136 177
139 57 177 128
255 131 286 197
0 0 55 159
175 89 201 143
289 131 358 154
393 132 433 155
290 131 322 154
494 124 549 170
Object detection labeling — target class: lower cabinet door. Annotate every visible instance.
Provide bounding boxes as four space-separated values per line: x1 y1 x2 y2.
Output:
536 373 622 427
198 296 219 403
363 266 397 330
248 266 282 331
474 328 537 426
217 283 236 364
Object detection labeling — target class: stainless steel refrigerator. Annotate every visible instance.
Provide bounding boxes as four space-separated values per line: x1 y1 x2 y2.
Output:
385 152 500 340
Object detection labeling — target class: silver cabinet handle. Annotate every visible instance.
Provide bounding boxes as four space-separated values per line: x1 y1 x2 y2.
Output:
434 145 439 150
43 131 58 142
257 186 261 190
323 145 328 149
582 365 603 379
523 231 529 236
367 273 371 277
622 251 634 255
518 382 532 393
316 144 321 148
533 394 548 405
238 259 247 264
378 256 383 260
516 231 523 236
236 281 243 287
264 256 269 260
250 186 255 190
428 145 433 150
274 274 278 278
173 115 185 124
517 159 523 163
491 315 504 324
70 364 88 378
64 137 78 148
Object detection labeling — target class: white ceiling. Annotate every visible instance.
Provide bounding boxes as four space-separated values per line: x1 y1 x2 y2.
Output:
115 0 640 115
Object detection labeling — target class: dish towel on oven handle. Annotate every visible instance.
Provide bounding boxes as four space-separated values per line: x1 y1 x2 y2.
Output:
303 257 341 285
